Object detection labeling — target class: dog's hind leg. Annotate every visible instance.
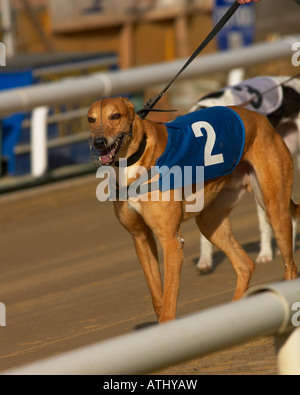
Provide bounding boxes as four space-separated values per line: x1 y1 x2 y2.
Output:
251 173 297 280
195 186 255 301
197 234 213 274
255 199 273 263
246 125 298 281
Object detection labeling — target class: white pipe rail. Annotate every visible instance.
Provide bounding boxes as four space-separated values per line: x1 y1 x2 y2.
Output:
275 328 300 375
0 35 299 118
4 279 300 375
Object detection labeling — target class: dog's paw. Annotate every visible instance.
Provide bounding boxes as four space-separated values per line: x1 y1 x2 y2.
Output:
196 259 213 274
256 249 273 264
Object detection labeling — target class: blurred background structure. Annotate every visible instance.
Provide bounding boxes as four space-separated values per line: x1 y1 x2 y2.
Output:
0 0 300 376
0 0 299 187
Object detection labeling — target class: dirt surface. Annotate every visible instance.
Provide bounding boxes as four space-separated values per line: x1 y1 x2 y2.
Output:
0 173 299 375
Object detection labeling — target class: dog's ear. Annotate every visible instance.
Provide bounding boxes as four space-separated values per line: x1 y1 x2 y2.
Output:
122 97 136 122
122 96 134 108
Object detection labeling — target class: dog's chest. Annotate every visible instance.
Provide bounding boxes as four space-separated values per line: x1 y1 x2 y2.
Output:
128 199 142 215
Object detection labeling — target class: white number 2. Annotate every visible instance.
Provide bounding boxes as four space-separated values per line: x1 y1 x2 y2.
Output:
191 121 224 167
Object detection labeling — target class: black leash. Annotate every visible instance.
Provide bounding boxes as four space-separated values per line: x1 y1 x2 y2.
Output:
136 108 178 117
138 1 241 120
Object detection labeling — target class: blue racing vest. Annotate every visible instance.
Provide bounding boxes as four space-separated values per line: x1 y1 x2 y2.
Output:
155 106 245 191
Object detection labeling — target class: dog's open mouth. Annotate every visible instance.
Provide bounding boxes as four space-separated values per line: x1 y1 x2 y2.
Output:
98 134 124 166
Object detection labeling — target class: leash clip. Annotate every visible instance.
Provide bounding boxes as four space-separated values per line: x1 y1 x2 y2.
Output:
138 93 164 120
136 108 178 119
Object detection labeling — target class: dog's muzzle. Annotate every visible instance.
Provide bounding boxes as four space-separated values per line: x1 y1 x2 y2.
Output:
89 122 133 167
90 133 125 167
93 136 108 151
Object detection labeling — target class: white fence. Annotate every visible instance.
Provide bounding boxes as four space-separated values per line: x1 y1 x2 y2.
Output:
0 35 299 117
0 35 299 177
3 279 300 375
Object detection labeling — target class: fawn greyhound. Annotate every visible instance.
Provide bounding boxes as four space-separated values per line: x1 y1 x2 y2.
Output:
88 97 298 323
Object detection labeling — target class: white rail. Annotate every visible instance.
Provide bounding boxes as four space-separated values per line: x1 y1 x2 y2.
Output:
3 279 300 375
0 35 299 118
1 35 298 178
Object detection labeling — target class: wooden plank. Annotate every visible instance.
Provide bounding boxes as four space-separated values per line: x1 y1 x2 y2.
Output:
120 22 134 69
51 4 212 34
174 14 189 58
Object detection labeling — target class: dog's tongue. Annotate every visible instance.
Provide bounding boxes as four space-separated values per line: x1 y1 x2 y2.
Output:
100 145 118 165
100 154 112 165
98 137 123 166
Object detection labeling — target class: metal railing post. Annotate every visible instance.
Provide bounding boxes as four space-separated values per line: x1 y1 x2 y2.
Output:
31 106 49 177
275 327 300 375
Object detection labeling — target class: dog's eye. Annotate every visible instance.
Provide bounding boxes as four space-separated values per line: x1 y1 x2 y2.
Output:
88 117 96 123
111 113 121 120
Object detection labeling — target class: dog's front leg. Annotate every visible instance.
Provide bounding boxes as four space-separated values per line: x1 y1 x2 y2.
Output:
132 230 163 319
141 200 184 322
157 231 184 323
114 201 163 319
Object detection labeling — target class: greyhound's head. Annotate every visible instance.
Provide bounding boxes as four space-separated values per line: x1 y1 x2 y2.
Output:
88 97 136 166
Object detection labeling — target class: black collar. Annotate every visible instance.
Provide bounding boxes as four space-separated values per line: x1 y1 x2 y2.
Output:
115 134 147 167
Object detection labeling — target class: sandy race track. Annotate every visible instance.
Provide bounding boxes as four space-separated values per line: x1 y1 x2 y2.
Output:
0 172 299 375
